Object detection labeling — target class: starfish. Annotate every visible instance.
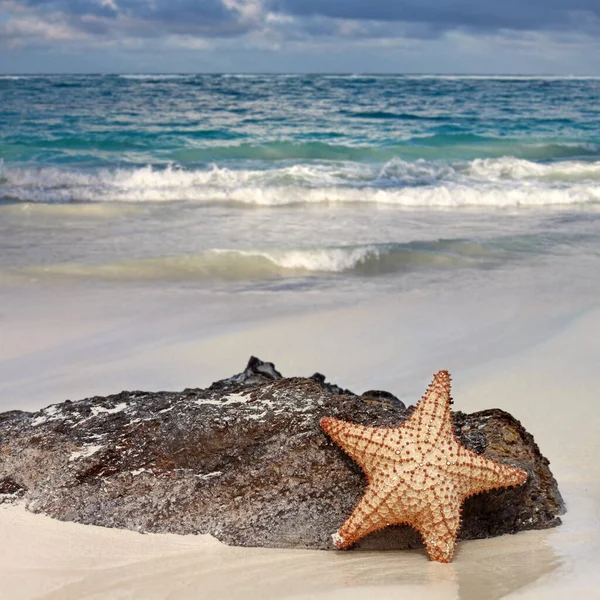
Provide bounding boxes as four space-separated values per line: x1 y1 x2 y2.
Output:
320 370 527 562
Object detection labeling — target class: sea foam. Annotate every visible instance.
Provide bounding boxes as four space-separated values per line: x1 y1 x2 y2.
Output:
2 158 600 207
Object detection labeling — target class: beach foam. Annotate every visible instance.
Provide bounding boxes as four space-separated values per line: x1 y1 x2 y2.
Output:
3 158 600 206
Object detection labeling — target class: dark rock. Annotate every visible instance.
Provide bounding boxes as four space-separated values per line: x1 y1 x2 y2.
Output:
0 410 28 425
361 389 405 410
310 372 355 396
0 358 564 550
0 476 25 495
204 356 283 393
0 476 27 504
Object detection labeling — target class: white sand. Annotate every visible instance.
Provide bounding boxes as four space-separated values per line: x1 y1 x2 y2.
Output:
0 502 564 600
1 286 599 599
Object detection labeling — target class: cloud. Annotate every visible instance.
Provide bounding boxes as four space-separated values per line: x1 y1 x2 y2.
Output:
268 0 600 36
1 14 90 43
1 0 599 72
0 0 262 47
3 0 600 44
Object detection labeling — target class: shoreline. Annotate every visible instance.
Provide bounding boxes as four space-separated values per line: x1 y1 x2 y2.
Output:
1 269 595 412
0 502 565 600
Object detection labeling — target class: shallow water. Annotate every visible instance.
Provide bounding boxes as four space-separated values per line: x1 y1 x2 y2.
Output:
1 75 599 300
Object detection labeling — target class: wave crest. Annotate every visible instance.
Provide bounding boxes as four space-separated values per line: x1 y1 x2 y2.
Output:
2 158 600 207
15 239 525 283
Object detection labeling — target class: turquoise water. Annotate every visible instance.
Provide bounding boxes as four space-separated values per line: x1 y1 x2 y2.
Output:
2 74 600 191
0 74 599 291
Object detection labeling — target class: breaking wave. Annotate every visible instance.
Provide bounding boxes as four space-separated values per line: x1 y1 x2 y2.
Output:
16 238 537 282
2 157 600 207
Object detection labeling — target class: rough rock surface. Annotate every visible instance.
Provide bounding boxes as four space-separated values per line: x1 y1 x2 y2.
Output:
0 357 564 550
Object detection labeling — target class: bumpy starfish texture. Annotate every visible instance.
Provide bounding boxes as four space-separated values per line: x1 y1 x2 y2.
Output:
321 370 527 562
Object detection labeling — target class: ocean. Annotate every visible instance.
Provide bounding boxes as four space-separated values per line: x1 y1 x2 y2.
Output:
1 74 599 287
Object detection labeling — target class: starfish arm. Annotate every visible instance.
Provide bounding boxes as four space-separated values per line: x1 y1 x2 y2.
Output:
455 446 528 496
414 495 462 563
333 485 397 549
320 370 528 563
406 370 455 450
320 417 396 472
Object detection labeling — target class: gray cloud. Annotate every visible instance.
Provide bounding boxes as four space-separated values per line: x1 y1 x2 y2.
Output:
1 0 599 52
119 0 250 35
20 0 117 17
268 0 600 36
1 0 258 42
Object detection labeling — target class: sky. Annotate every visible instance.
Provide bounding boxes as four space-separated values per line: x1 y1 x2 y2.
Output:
1 0 600 74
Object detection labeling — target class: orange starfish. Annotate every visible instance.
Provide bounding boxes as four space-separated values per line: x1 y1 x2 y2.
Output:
320 370 527 562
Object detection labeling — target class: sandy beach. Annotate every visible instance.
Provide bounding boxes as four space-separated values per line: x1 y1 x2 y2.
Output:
1 283 599 600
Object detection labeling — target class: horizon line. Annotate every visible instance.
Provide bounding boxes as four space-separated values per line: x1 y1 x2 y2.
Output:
2 72 600 77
